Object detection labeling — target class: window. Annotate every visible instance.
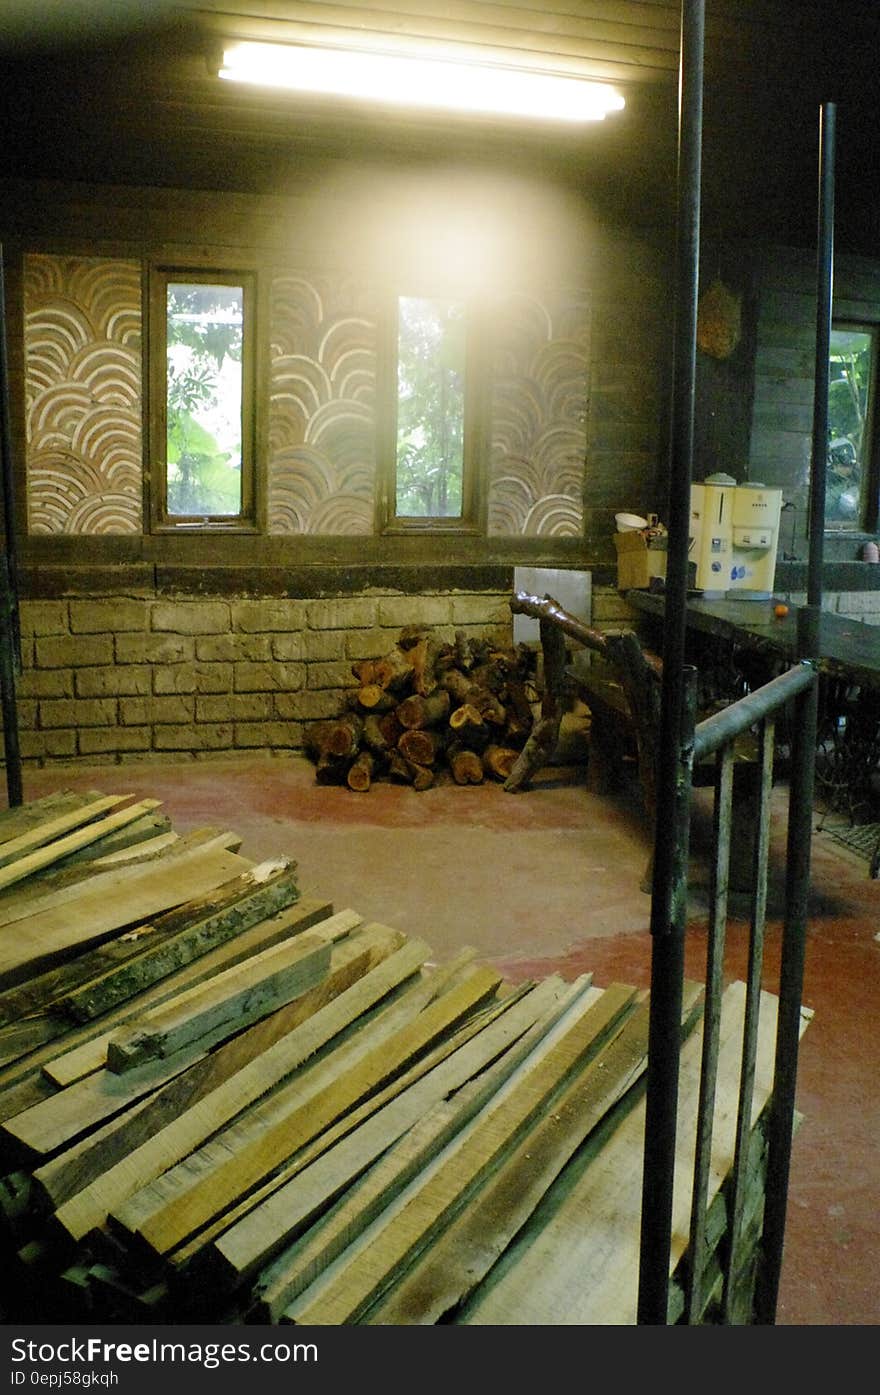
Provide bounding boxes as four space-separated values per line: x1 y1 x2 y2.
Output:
150 268 256 529
382 293 482 530
826 322 878 530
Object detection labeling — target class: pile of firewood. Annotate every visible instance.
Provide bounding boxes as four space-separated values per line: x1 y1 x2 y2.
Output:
304 628 543 792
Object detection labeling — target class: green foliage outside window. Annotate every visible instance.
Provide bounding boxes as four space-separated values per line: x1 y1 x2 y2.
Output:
395 296 466 518
166 284 243 517
826 326 873 527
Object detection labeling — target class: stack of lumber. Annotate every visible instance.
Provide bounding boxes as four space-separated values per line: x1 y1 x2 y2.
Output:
304 626 549 791
0 790 806 1326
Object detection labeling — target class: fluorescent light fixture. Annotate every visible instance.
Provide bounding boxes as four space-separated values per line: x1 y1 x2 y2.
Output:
218 41 625 123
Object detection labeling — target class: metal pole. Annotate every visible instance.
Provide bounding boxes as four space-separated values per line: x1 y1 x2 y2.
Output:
753 100 833 1325
636 0 704 1325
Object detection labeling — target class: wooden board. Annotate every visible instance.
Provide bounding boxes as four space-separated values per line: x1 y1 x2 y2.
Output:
363 988 675 1325
0 843 253 990
0 799 164 895
0 794 132 869
455 981 807 1325
105 932 332 1072
112 962 503 1256
54 859 300 1024
31 920 388 1212
52 928 425 1241
43 899 348 1088
244 976 598 1318
282 982 638 1325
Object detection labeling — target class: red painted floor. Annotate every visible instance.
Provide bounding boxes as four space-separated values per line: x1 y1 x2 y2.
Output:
12 753 880 1326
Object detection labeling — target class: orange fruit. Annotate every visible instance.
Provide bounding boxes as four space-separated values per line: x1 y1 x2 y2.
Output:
774 603 789 618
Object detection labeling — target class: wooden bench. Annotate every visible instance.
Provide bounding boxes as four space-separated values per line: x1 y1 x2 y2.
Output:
506 591 763 891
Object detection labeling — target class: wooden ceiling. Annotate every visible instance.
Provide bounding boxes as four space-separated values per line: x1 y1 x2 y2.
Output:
1 2 878 247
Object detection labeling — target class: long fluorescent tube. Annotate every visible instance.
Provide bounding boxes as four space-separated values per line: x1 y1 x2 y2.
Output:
218 41 625 123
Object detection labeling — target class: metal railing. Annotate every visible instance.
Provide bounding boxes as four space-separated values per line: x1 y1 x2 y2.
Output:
637 654 818 1322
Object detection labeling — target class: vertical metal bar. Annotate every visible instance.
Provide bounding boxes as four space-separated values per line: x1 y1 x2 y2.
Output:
0 244 23 808
807 103 835 608
721 717 775 1322
637 0 704 1326
685 742 733 1323
753 100 833 1324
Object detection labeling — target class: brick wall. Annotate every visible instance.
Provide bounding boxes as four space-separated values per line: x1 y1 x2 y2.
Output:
11 590 514 767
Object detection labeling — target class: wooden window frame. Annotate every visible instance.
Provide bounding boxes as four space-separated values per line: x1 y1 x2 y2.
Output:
827 318 880 534
376 291 489 536
148 264 258 534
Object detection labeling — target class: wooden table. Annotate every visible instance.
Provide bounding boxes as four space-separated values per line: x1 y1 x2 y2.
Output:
626 588 880 831
626 589 880 691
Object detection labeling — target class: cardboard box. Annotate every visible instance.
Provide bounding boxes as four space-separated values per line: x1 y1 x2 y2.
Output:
613 530 668 590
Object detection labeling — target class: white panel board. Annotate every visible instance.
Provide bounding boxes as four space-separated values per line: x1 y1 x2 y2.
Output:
512 569 591 644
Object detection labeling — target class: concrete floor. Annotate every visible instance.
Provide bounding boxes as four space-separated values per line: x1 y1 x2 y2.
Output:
11 751 880 1327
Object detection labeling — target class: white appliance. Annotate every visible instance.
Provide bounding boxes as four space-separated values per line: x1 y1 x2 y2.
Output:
728 482 783 599
689 473 736 597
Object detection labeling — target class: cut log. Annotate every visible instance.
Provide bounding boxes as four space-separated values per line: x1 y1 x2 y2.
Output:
312 755 348 786
388 753 434 790
503 611 568 793
361 714 395 757
397 729 440 768
350 685 397 713
482 745 520 782
448 703 488 747
447 744 484 786
396 689 450 731
304 712 362 761
346 751 375 793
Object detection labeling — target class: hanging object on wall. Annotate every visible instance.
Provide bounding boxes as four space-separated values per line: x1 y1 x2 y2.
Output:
696 277 742 360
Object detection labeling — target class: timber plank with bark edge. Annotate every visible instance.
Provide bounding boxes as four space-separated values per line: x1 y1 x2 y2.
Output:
0 793 132 869
238 976 597 1316
0 856 300 1051
281 981 640 1325
364 984 702 1325
457 982 808 1325
31 917 385 1212
0 799 164 897
111 962 503 1257
0 842 253 993
42 899 349 1088
104 932 333 1073
53 859 300 1023
0 886 327 1123
52 930 428 1242
1 937 334 1163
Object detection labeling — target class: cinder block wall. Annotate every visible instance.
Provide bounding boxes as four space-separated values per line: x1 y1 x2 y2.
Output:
12 590 514 767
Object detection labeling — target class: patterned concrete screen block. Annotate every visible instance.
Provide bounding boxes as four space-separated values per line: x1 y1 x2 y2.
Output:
24 254 143 534
488 288 590 538
267 274 378 535
512 568 591 644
